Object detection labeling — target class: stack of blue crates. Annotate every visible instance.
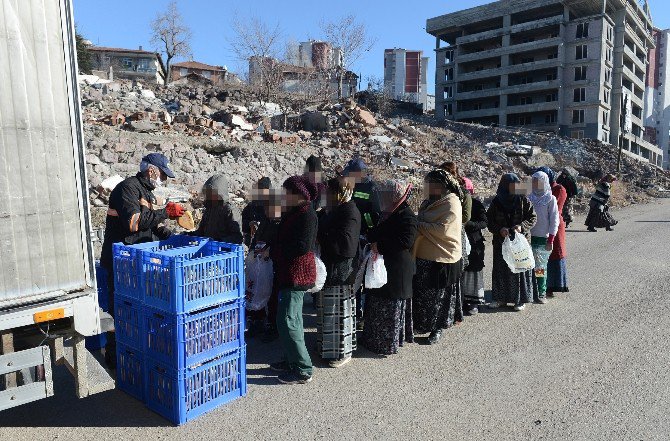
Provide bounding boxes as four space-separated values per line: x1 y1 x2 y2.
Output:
112 235 247 425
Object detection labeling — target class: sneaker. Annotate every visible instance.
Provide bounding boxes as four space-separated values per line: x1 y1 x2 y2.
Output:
278 371 312 385
514 304 526 311
328 357 352 368
488 301 503 309
606 226 615 232
536 298 548 304
270 361 290 372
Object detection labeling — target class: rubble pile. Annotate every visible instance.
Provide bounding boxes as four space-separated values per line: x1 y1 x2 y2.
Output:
80 76 670 233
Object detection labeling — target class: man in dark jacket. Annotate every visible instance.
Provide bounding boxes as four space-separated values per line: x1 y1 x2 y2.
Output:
270 176 318 385
241 177 271 247
100 153 185 367
342 158 379 329
193 174 243 244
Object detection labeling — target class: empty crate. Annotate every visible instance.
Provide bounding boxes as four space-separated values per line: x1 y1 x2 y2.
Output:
116 342 145 401
114 296 143 350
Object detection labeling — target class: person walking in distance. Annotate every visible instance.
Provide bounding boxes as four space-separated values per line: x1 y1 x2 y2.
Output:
585 173 618 232
100 153 185 368
487 174 537 312
270 176 319 384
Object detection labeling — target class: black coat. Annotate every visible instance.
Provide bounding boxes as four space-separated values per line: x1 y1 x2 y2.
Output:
318 200 361 263
366 203 418 300
464 197 487 272
100 173 169 271
241 201 268 246
352 179 380 237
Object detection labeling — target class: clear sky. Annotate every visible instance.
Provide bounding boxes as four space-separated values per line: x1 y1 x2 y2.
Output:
74 0 670 92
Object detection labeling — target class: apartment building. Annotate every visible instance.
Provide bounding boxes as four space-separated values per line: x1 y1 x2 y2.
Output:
383 49 430 111
88 46 164 85
427 0 663 166
644 28 670 169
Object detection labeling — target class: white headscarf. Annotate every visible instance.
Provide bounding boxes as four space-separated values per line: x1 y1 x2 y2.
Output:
529 171 553 207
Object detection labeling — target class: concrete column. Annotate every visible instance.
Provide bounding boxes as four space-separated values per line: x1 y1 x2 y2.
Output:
610 9 627 143
557 21 567 129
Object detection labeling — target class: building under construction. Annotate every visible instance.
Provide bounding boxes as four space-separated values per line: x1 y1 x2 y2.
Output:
427 0 663 166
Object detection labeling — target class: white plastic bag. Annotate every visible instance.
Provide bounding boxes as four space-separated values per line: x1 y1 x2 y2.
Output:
307 255 327 293
501 234 535 274
245 254 274 311
464 230 472 257
364 252 388 289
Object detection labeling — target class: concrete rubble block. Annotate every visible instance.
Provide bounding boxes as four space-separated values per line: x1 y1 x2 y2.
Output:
302 111 329 132
86 154 101 166
265 131 300 144
354 107 377 127
224 114 254 131
102 82 121 94
370 135 393 144
97 174 124 194
400 139 412 148
129 120 162 133
100 150 119 164
88 138 107 150
140 89 156 99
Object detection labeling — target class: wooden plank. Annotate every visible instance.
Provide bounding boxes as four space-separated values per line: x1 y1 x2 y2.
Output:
0 331 16 388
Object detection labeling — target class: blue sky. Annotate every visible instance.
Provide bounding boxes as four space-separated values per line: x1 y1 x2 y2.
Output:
74 0 670 92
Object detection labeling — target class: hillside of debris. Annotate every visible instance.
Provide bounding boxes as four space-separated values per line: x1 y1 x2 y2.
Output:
80 75 670 235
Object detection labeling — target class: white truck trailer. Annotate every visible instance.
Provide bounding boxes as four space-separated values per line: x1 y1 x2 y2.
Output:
0 0 114 410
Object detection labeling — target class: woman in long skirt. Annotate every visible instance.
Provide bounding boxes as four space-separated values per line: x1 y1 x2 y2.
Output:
528 171 559 304
412 170 463 344
461 178 487 314
538 167 570 297
487 174 537 311
362 180 418 355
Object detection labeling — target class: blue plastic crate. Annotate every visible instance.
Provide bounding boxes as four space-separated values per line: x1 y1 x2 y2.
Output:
87 262 109 351
116 342 145 401
142 241 244 314
113 236 210 300
114 296 143 350
144 300 245 370
145 346 247 425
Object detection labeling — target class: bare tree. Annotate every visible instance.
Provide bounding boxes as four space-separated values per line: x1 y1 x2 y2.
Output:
151 1 192 84
364 75 394 115
321 14 377 99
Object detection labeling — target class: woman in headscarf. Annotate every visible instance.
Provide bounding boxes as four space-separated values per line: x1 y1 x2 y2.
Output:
461 178 488 315
537 167 570 298
528 171 559 304
362 180 418 355
412 170 463 344
585 173 618 232
193 174 243 244
487 174 537 311
269 176 319 385
316 177 361 367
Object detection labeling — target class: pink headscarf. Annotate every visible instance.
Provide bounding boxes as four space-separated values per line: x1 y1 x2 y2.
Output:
462 177 474 195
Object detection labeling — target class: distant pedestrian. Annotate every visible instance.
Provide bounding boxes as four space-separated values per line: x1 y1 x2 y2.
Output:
304 155 325 211
412 170 463 344
487 174 537 311
362 180 418 355
193 174 243 244
538 167 570 297
270 176 319 384
528 171 559 304
585 173 618 232
461 178 487 314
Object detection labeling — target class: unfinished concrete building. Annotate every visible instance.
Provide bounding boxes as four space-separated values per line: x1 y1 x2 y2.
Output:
427 0 663 166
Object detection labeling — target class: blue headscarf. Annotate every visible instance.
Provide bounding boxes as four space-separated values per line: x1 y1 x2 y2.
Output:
495 173 521 211
536 166 556 184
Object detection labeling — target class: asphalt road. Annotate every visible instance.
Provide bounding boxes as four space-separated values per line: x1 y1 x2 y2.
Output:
2 199 669 440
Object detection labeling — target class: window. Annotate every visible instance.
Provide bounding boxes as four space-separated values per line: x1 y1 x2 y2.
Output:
202 70 211 79
546 72 557 81
606 48 613 63
444 86 453 99
576 45 588 60
574 88 586 102
604 90 610 104
576 22 589 39
445 50 454 64
521 56 535 64
520 96 532 105
571 130 585 139
545 113 557 124
607 26 613 42
602 111 609 125
445 68 453 81
546 92 557 102
575 66 587 81
605 69 612 83
447 103 453 116
518 116 532 125
121 57 133 69
572 109 585 124
180 68 188 76
547 52 558 59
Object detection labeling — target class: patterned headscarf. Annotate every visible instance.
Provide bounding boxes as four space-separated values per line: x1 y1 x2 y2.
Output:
529 171 553 207
327 178 354 205
283 175 319 202
425 169 465 203
495 173 521 211
536 166 556 184
373 180 412 220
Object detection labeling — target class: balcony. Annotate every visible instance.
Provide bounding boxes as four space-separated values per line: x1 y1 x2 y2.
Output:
623 45 645 71
503 101 559 113
454 15 564 45
455 107 501 119
456 37 562 63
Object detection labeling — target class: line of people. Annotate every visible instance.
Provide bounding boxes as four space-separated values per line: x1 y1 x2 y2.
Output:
101 152 617 384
